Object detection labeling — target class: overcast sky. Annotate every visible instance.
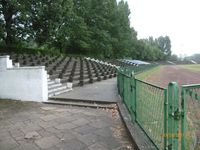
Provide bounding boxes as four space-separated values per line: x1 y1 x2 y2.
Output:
126 0 200 56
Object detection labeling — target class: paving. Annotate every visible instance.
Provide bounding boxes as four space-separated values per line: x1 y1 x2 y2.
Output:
0 100 135 150
53 78 119 103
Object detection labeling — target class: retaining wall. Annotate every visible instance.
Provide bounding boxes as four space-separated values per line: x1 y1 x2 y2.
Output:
0 56 48 102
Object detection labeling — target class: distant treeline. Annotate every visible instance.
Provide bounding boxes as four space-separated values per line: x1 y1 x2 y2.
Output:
185 54 200 62
0 0 171 60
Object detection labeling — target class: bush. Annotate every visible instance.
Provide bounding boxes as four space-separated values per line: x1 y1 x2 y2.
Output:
0 45 61 56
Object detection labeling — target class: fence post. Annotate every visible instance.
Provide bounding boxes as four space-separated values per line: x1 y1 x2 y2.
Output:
164 89 168 149
134 77 137 122
130 71 136 121
167 82 179 150
181 87 186 150
117 69 119 92
122 72 125 102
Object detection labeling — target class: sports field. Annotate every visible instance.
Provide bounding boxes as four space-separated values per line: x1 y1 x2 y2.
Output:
138 64 200 149
137 65 200 87
180 64 200 73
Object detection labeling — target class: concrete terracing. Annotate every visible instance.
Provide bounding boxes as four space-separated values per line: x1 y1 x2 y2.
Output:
0 70 155 150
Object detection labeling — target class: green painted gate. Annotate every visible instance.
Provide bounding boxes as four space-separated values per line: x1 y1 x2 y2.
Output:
181 84 200 150
117 68 200 150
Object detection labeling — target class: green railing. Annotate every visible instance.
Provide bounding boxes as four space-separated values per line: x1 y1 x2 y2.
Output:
117 67 186 150
117 68 168 149
181 84 200 150
136 79 167 149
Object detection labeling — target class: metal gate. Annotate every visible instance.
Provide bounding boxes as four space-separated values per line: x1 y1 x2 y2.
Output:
181 85 200 150
117 68 200 150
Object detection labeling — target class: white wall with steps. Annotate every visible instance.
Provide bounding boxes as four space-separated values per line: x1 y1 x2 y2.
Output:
0 55 48 102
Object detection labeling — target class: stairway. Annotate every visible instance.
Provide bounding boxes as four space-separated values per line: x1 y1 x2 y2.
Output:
48 75 72 97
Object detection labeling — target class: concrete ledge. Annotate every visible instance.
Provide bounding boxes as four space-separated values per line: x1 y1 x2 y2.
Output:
44 100 116 109
0 55 9 58
49 97 117 104
7 66 45 70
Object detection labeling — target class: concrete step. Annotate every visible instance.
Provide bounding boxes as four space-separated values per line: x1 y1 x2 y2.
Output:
44 99 116 108
49 68 106 79
73 74 89 80
48 80 56 85
49 74 59 79
53 88 72 96
71 80 79 87
48 85 67 93
48 83 62 89
48 88 72 97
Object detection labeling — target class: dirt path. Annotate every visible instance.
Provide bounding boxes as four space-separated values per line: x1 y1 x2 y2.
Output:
146 65 200 87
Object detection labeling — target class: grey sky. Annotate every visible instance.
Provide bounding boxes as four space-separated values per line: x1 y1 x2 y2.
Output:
125 0 200 56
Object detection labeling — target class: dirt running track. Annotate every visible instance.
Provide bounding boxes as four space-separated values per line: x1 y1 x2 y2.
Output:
147 65 200 149
147 65 200 87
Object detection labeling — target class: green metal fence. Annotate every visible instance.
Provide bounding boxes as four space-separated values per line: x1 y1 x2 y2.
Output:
181 85 200 150
136 79 167 149
117 67 200 150
117 68 168 149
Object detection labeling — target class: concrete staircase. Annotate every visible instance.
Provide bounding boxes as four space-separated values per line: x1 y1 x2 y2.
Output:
47 75 72 97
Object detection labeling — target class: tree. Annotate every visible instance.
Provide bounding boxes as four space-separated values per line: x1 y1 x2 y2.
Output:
67 0 92 54
28 0 73 50
0 0 30 47
0 0 171 61
156 36 171 57
139 37 165 61
169 54 178 61
109 0 137 58
87 0 117 57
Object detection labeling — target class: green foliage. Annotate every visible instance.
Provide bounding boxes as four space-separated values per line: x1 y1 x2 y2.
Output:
0 0 171 60
139 36 171 61
169 54 178 61
156 36 171 57
185 53 200 62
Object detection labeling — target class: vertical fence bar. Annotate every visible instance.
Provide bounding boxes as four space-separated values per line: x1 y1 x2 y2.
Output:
167 82 179 150
122 71 124 102
117 71 119 92
130 71 136 121
134 79 137 122
181 87 186 150
164 89 168 149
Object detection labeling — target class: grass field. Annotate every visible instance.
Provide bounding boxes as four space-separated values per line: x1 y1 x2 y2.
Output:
136 66 162 81
180 64 200 72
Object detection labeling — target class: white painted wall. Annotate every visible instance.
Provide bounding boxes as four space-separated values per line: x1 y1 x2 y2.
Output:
0 55 13 71
0 56 48 102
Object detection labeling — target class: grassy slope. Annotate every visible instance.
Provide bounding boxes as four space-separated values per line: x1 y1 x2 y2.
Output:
180 64 200 72
136 66 162 81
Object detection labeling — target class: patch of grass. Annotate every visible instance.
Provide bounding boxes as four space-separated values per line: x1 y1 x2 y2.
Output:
136 66 161 81
180 64 200 72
